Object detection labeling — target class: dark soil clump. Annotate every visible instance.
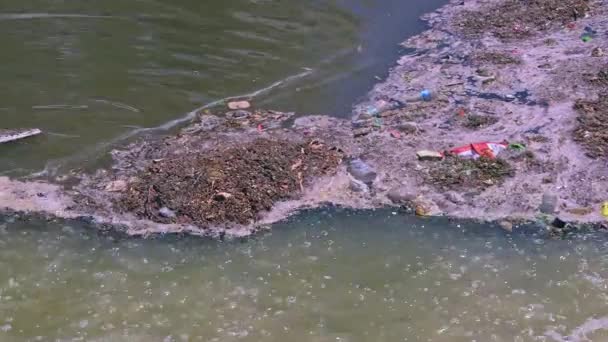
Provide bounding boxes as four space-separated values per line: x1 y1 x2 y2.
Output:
457 0 590 39
118 139 343 227
427 156 514 190
585 66 608 87
463 114 499 129
474 51 522 65
573 97 608 159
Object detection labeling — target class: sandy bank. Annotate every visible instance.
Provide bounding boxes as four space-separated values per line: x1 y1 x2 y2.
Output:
1 0 607 237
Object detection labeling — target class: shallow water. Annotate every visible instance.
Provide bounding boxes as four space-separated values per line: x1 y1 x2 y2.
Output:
2 210 608 341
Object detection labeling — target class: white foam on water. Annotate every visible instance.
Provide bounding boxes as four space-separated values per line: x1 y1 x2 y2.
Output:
0 13 119 20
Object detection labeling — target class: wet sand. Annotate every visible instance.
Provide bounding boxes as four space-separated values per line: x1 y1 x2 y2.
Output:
1 0 607 237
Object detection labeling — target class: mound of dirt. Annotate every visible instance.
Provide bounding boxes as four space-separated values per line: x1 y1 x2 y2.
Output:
457 0 590 39
463 114 499 129
585 66 608 87
426 156 514 190
573 96 608 159
118 139 343 227
474 51 522 65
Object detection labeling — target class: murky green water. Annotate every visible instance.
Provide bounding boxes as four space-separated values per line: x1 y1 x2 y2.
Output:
3 1 608 341
0 0 444 176
2 211 608 341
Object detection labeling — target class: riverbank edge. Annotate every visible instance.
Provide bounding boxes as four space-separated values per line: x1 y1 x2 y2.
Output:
1 0 607 238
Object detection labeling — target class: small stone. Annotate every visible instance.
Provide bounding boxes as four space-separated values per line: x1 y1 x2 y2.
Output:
413 197 441 217
105 180 127 192
159 207 176 218
353 127 373 137
416 150 444 161
225 110 251 120
387 186 416 204
445 191 465 204
539 192 558 214
349 177 369 193
398 123 418 134
551 217 567 229
591 47 604 57
498 220 513 233
227 100 250 110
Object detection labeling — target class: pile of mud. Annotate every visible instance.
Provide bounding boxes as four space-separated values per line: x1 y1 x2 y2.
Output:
426 156 514 190
118 139 343 226
574 97 608 159
457 0 590 39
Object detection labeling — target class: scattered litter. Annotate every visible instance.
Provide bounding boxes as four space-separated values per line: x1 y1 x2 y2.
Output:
592 47 604 57
389 129 401 139
0 128 42 144
347 158 377 183
539 192 558 214
227 100 251 110
449 142 508 159
416 150 444 161
257 124 264 132
602 202 608 218
159 207 176 218
509 143 526 151
365 99 404 117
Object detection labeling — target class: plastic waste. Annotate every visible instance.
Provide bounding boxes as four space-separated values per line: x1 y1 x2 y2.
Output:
539 192 558 214
364 90 431 117
509 143 526 151
602 202 608 218
227 100 250 110
365 99 405 117
450 142 508 159
347 158 377 183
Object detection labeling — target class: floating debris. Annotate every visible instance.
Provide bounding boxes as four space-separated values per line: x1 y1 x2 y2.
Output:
0 128 42 144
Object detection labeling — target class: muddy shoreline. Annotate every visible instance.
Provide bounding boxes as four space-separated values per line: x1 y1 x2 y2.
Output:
1 0 607 238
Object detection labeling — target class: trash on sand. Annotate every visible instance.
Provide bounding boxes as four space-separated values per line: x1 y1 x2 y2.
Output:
353 127 373 138
389 129 401 139
539 192 558 214
257 124 264 132
159 207 176 218
404 89 433 103
581 35 593 42
449 142 508 159
592 47 604 57
602 202 608 218
365 99 405 117
509 143 526 151
413 196 440 217
227 100 251 110
0 128 42 144
347 158 377 183
373 118 382 128
416 150 444 161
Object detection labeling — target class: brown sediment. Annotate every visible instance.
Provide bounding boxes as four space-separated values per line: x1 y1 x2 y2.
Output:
457 0 591 39
426 156 514 190
118 139 343 226
573 96 608 159
463 114 499 129
473 51 522 65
